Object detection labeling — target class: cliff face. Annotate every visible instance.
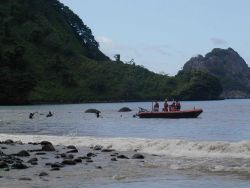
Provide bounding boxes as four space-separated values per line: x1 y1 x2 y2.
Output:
183 48 250 98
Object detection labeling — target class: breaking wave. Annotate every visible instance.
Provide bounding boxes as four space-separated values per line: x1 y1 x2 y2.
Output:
1 134 250 159
2 134 250 175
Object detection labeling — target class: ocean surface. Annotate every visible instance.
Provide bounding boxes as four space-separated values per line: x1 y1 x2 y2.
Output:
1 99 250 187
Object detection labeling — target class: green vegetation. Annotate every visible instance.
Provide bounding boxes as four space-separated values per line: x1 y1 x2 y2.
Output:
0 0 222 104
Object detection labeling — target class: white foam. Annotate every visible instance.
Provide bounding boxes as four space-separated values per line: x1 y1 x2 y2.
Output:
1 134 250 159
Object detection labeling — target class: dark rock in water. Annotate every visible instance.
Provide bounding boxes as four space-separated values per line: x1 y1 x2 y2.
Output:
12 163 28 169
79 156 91 160
45 162 52 166
36 152 46 155
28 142 39 145
1 147 7 149
39 172 49 177
60 153 74 159
19 177 32 181
51 162 64 168
30 161 38 165
101 149 115 152
66 149 78 153
62 159 76 165
131 153 145 159
117 155 129 159
110 153 118 156
93 145 103 151
85 109 101 113
86 159 93 163
40 141 52 145
74 158 82 163
42 143 55 152
51 167 60 171
110 158 117 161
28 149 42 152
27 158 38 164
16 150 30 157
87 152 96 157
4 139 14 145
60 153 67 158
67 145 77 150
118 107 132 112
96 166 102 169
67 154 74 159
0 161 8 168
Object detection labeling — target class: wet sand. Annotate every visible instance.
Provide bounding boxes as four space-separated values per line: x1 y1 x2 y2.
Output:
0 138 162 188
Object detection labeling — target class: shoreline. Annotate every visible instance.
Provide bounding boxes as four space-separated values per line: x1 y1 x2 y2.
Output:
0 98 227 106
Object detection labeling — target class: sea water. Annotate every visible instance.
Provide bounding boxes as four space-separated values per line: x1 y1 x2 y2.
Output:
1 99 250 187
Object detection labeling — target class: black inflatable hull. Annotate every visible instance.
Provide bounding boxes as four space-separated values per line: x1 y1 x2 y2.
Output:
137 109 203 118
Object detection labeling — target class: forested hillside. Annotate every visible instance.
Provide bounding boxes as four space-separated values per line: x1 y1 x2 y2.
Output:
0 0 222 104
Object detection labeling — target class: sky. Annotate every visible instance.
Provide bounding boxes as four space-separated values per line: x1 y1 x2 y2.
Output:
60 0 250 75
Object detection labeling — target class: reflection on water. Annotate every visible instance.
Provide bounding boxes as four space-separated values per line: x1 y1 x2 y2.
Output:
1 99 250 141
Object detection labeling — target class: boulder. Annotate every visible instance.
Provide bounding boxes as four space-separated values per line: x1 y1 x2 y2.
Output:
4 139 14 145
117 155 129 159
0 161 8 168
39 172 48 177
19 177 32 181
85 109 100 113
118 107 132 112
74 158 82 163
12 163 28 169
62 159 76 165
30 161 38 165
66 149 78 153
42 143 55 152
93 145 103 151
67 145 77 150
51 167 60 171
27 158 38 163
51 162 64 168
86 159 93 163
35 152 46 155
87 152 96 157
40 141 52 145
16 150 30 157
101 149 115 152
131 153 145 159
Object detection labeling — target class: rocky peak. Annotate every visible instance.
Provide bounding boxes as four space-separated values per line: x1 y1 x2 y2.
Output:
182 48 250 98
184 48 249 77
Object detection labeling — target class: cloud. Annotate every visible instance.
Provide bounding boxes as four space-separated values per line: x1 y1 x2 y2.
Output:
96 36 115 48
210 37 228 45
96 36 142 60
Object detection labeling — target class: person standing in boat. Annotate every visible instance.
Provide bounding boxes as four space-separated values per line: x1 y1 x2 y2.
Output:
153 101 159 112
170 100 176 111
163 99 168 112
176 101 181 111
